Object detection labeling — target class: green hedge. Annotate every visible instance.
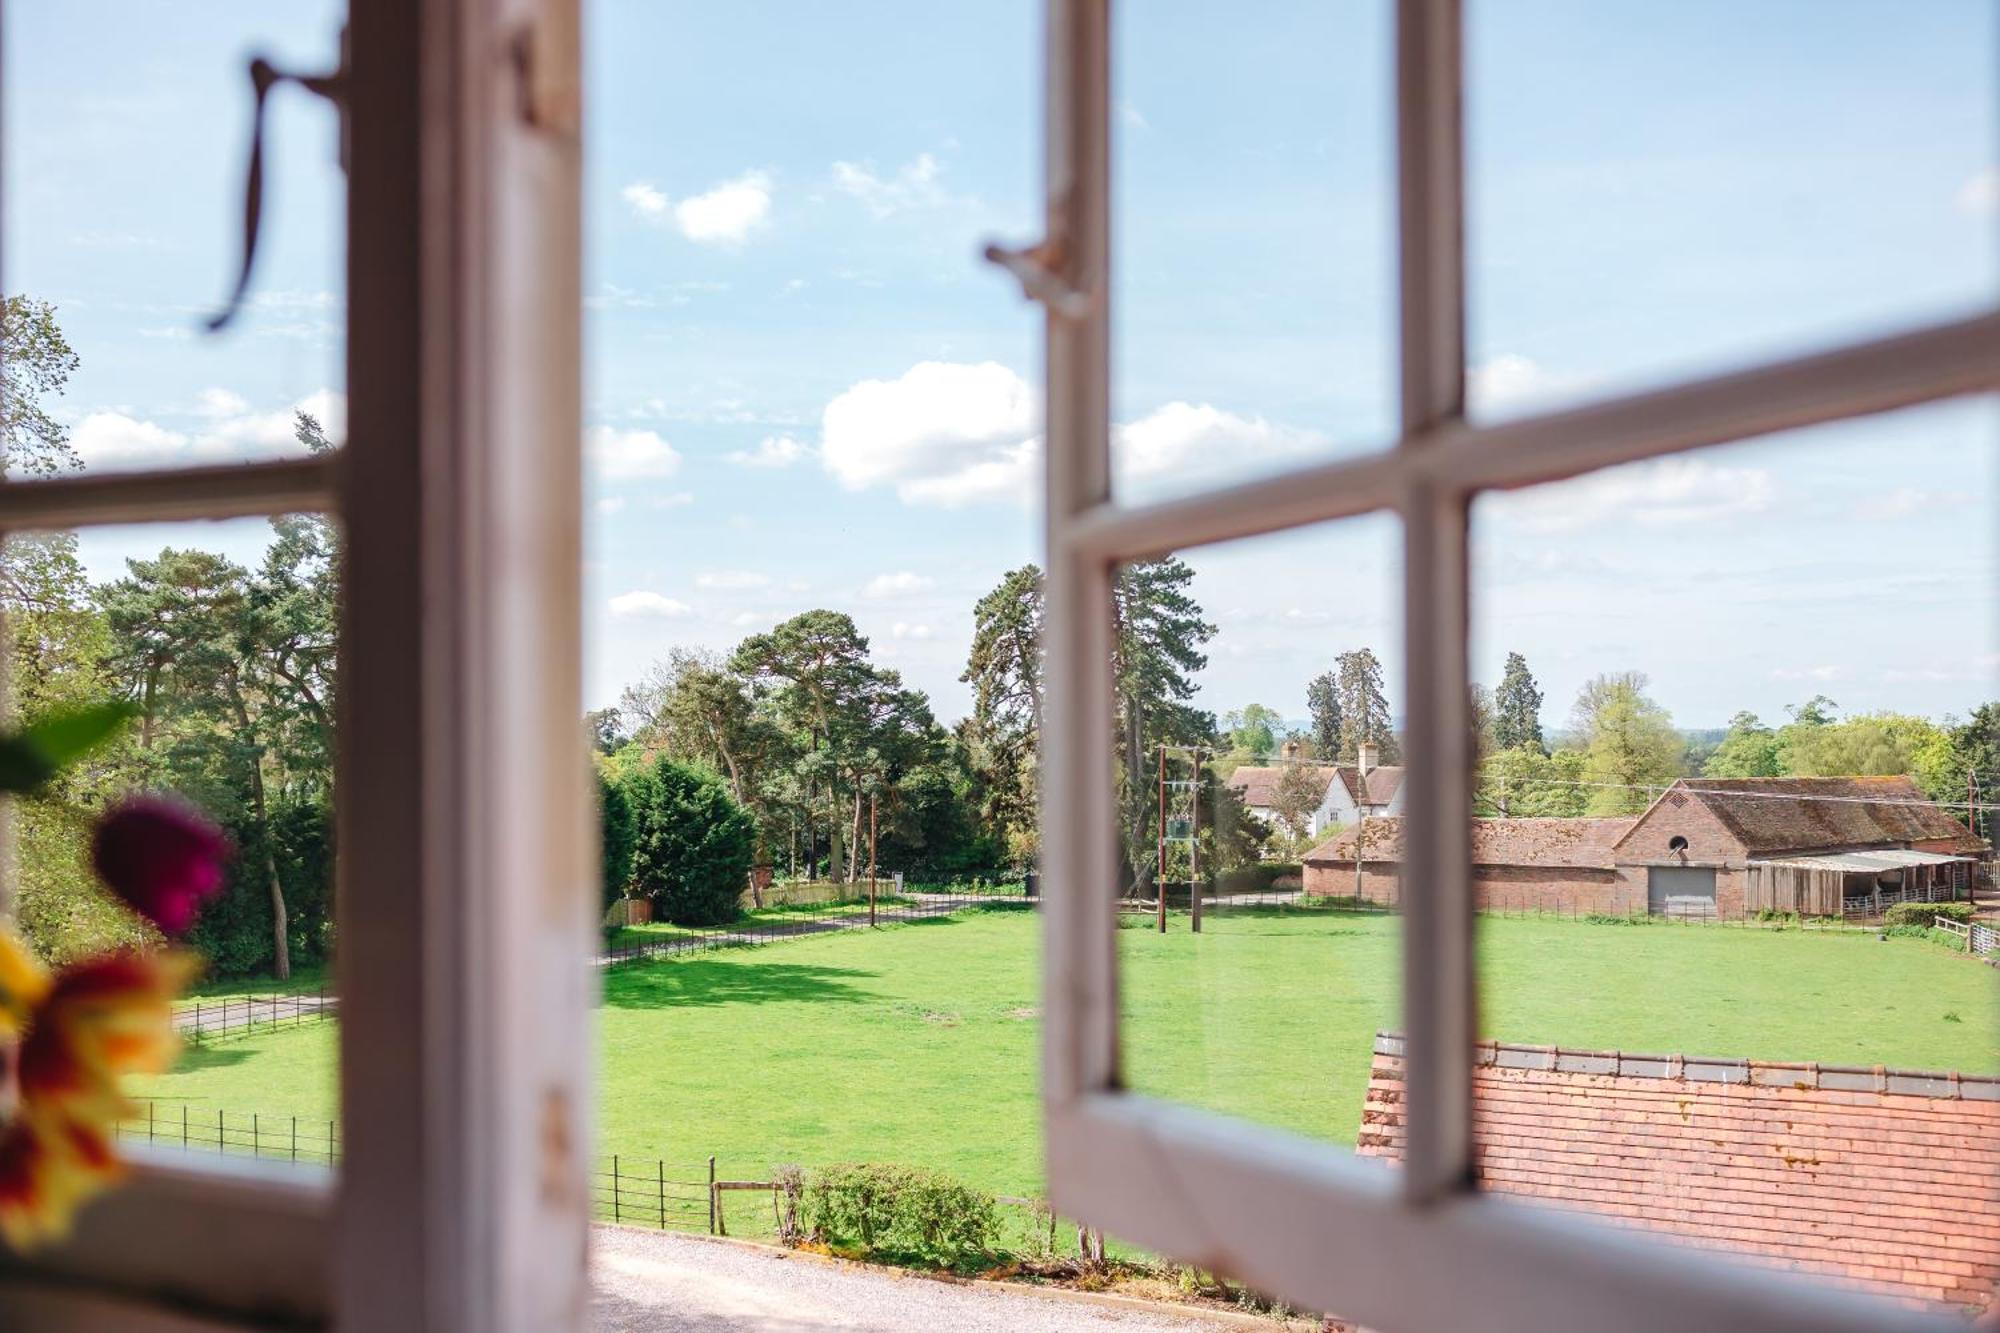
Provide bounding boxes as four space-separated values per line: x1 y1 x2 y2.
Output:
799 1163 996 1269
1216 861 1303 894
1882 900 1974 929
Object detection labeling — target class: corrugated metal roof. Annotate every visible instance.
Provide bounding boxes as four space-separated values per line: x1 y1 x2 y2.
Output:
1754 847 1972 873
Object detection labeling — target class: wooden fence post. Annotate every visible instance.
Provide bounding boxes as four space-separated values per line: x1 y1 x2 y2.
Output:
707 1156 717 1234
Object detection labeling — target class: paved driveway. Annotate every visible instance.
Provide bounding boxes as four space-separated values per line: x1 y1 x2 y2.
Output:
591 1228 1256 1333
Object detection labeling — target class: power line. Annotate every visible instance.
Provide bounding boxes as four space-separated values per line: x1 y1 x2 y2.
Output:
1480 775 2000 817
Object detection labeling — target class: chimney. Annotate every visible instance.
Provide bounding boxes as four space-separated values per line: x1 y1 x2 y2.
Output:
1358 740 1378 777
1280 740 1302 762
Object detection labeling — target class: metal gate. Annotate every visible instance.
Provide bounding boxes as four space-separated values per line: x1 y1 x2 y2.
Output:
1648 866 1718 919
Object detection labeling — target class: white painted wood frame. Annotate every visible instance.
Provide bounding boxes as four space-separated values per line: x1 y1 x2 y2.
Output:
0 0 591 1329
1032 2 1995 1330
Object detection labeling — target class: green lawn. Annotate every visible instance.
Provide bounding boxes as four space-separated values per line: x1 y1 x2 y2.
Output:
130 907 1999 1209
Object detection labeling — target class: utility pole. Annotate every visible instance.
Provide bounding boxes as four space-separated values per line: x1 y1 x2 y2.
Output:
1190 747 1203 934
1157 744 1168 934
868 793 878 927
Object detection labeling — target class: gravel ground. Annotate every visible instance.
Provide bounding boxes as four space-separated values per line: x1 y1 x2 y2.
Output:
591 1227 1254 1333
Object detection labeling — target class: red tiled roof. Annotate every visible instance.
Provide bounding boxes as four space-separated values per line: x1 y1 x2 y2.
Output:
1359 1034 2000 1314
1303 816 1636 869
1643 776 1986 857
1225 764 1337 810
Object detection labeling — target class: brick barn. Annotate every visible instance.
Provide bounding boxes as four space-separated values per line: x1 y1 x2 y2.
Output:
1359 1032 2000 1315
1302 775 1987 919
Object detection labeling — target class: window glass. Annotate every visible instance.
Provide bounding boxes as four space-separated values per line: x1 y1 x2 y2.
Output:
4 515 341 1167
3 1 345 476
1467 1 2000 420
1109 1 1397 506
1461 398 1999 1314
1114 515 1406 1156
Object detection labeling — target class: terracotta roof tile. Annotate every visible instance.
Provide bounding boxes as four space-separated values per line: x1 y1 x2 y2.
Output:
1653 776 1986 856
1225 764 1337 810
1304 816 1637 868
1360 1034 2000 1313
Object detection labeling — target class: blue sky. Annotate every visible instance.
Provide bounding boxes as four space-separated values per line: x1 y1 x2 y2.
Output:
5 1 1996 732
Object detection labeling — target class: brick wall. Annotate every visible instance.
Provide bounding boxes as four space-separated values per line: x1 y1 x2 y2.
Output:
1303 861 1627 914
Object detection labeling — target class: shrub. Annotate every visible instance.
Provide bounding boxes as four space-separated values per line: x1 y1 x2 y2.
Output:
1216 861 1303 895
623 756 756 926
597 769 635 912
1883 900 1974 929
799 1163 996 1268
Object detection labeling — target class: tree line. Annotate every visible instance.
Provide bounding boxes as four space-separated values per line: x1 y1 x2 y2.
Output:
3 297 336 976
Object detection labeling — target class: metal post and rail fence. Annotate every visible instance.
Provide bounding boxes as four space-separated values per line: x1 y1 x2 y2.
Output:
596 874 1032 970
117 1101 1076 1252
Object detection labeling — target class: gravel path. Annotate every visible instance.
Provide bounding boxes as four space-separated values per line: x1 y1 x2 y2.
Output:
591 1228 1252 1333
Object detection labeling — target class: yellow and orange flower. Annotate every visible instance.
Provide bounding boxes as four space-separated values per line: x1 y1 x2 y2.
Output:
0 939 194 1250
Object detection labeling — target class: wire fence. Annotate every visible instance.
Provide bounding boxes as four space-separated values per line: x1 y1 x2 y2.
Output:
598 884 1030 969
116 1102 341 1166
174 987 339 1044
1189 888 1935 932
116 1101 1075 1251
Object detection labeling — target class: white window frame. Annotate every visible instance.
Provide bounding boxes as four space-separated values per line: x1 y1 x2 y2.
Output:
0 0 591 1329
1032 3 1998 1330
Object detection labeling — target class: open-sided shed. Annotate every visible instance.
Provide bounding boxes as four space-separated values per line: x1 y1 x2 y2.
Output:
1745 847 1974 916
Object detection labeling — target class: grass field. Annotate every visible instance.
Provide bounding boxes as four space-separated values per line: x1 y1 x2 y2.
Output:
131 906 1999 1206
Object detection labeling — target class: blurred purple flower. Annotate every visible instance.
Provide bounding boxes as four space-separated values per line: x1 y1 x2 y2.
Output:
90 797 231 935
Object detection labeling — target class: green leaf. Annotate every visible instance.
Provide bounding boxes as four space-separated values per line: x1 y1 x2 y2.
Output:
0 701 138 794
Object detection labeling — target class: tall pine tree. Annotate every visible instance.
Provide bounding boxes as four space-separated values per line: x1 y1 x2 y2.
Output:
1491 651 1546 754
1334 648 1398 763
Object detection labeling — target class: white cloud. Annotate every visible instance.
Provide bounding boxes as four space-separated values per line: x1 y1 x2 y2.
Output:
863 571 936 600
891 622 934 640
818 361 1335 509
1118 102 1149 131
726 434 813 469
72 412 190 469
1485 456 1776 534
1114 402 1325 482
597 497 627 515
70 388 345 470
586 426 681 481
1957 166 1999 218
623 172 774 244
1769 665 1843 682
608 591 692 619
830 153 953 218
676 172 773 244
193 387 250 418
697 570 770 590
649 492 696 509
821 361 1039 506
621 182 671 222
1468 354 1595 414
730 611 765 627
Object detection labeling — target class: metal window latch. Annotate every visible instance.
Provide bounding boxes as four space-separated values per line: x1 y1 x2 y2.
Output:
982 227 1094 322
204 35 349 334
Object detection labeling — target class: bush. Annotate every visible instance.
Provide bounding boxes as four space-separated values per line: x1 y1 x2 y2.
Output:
1883 900 1974 929
1216 861 1303 895
799 1163 996 1268
597 769 635 912
623 756 756 926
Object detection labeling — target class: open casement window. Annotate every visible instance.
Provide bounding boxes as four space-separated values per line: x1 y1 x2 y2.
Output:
1029 2 1999 1330
0 0 591 1330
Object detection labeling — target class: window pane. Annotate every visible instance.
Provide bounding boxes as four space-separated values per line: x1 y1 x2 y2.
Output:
1114 515 1405 1163
4 515 341 1171
3 2 345 475
1466 1 2000 420
1450 398 1999 1314
1109 1 1396 506
580 0 1108 1280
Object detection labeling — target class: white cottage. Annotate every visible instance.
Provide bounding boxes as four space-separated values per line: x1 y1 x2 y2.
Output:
1227 741 1406 838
